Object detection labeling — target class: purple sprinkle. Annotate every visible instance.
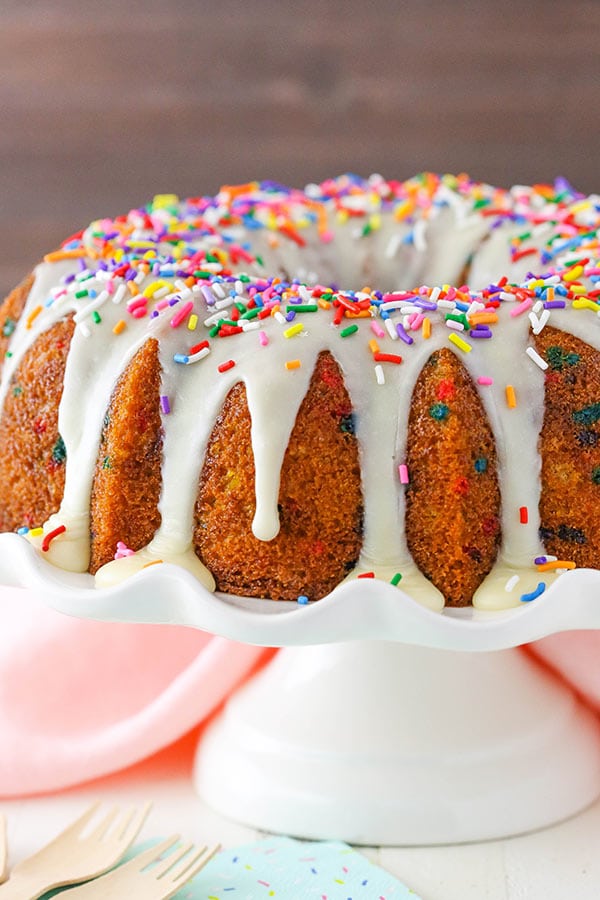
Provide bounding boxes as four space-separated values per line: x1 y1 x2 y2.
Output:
169 297 180 306
285 310 296 322
160 395 171 415
414 299 438 311
534 556 548 565
544 300 566 309
470 328 492 338
395 322 414 345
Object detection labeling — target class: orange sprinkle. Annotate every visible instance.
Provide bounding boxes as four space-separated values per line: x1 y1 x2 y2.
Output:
506 385 517 408
127 281 139 296
368 339 380 355
469 312 499 326
422 317 432 339
344 310 371 319
44 249 87 263
185 276 196 287
537 560 577 572
26 305 43 329
317 298 331 310
113 319 126 335
285 359 301 370
142 559 163 568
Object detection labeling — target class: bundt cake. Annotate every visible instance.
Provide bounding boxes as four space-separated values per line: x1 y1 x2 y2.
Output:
0 173 599 610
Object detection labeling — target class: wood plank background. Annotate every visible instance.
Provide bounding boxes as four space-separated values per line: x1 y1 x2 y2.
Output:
1 0 600 295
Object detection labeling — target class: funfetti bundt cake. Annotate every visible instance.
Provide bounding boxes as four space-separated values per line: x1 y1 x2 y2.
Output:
0 173 599 610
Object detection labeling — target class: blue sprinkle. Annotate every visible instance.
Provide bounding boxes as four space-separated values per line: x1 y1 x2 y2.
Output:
520 582 546 602
173 353 189 364
297 595 309 605
474 457 488 473
17 527 29 535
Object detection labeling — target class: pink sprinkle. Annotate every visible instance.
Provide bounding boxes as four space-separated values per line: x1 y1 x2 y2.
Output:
398 464 410 484
259 330 269 346
510 297 533 317
478 376 494 385
155 298 170 311
410 312 425 330
381 291 414 302
114 541 135 560
320 230 334 243
370 321 385 338
257 880 270 887
127 296 147 313
170 299 194 328
131 306 147 319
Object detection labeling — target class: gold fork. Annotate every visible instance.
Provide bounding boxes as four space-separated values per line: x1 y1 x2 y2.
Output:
0 802 151 900
60 835 220 899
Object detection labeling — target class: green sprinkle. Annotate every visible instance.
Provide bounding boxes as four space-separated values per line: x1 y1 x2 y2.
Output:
12 385 22 397
102 456 111 470
205 252 219 263
240 307 260 320
391 572 403 586
52 435 67 464
361 223 372 237
546 346 581 371
209 320 225 337
472 198 490 209
238 274 251 282
2 318 16 338
92 311 101 324
340 324 359 338
193 270 212 279
255 255 264 267
74 289 89 299
592 467 600 485
286 304 318 313
445 312 470 329
573 403 600 426
429 402 450 421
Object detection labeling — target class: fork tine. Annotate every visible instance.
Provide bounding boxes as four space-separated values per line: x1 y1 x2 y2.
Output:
88 805 120 840
131 835 181 872
58 800 103 838
171 844 220 887
152 841 194 878
118 801 152 844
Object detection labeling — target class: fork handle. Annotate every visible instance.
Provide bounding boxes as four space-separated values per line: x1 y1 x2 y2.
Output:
0 877 46 900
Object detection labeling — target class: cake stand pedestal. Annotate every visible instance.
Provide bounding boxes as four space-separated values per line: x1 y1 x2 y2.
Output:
194 640 600 845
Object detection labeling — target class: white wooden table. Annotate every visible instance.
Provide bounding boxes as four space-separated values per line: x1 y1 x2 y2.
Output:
2 729 599 899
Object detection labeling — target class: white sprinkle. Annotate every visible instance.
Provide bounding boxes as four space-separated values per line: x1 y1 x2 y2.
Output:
437 299 456 310
112 284 127 305
384 318 398 340
505 575 520 593
500 291 517 302
235 280 245 295
203 310 226 326
186 346 211 364
153 285 171 300
385 232 403 259
274 311 286 325
375 364 385 385
400 305 422 315
430 286 441 303
212 282 226 299
446 319 465 332
299 285 312 303
79 322 91 338
413 219 427 252
240 320 260 331
526 346 549 370
532 300 544 314
215 296 235 310
73 290 109 324
534 309 550 334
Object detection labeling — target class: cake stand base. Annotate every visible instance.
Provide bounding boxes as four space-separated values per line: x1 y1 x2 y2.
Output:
194 641 600 845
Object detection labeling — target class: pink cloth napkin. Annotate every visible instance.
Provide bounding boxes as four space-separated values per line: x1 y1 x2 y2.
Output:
0 584 598 797
0 587 272 796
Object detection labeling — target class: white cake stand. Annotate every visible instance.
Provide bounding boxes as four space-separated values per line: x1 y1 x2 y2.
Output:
1 531 600 846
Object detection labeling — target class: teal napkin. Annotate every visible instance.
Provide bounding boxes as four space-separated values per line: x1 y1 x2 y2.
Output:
42 835 420 899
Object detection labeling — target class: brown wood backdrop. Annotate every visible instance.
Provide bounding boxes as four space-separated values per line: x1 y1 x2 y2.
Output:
1 0 600 295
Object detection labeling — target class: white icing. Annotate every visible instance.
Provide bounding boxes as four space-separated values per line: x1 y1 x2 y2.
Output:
1 176 599 611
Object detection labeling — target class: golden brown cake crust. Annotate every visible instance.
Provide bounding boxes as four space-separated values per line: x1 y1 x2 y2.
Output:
194 350 363 600
0 273 35 377
89 338 163 574
535 325 600 568
0 315 75 532
405 348 501 606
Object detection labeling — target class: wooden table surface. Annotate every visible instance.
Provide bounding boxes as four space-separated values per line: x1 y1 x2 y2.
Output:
1 0 600 295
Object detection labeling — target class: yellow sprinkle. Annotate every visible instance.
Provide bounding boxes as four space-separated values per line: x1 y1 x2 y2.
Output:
573 297 600 311
422 317 431 339
285 359 301 370
570 200 590 214
394 199 414 221
127 240 156 250
142 559 163 568
143 250 156 261
143 280 167 299
153 193 179 208
112 319 126 335
448 332 472 353
569 283 586 294
283 323 304 338
337 209 349 224
537 560 576 571
29 527 44 537
506 385 517 408
188 313 198 330
25 305 43 329
563 265 584 282
368 338 380 354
